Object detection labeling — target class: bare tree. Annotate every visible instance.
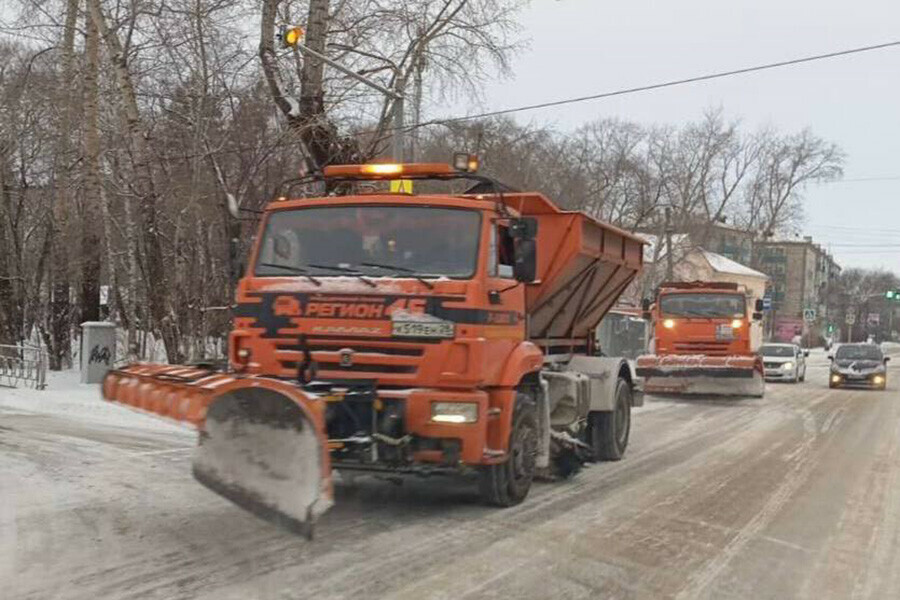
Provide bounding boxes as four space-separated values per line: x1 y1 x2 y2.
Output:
742 128 844 237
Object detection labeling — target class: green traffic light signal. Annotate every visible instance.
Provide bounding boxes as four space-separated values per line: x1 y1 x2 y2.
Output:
887 290 897 300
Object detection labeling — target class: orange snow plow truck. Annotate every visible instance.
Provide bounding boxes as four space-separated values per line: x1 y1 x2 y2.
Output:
635 281 765 397
101 160 645 535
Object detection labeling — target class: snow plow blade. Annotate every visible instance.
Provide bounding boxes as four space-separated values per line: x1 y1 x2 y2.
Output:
102 365 333 536
635 354 765 397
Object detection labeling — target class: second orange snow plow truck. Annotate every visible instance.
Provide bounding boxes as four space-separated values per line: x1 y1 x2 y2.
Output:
101 160 645 534
636 281 765 397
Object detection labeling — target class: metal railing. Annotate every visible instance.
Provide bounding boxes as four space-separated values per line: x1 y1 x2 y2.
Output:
0 344 48 390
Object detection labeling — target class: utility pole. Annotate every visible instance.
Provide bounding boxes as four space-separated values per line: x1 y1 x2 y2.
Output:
411 30 425 162
665 207 674 281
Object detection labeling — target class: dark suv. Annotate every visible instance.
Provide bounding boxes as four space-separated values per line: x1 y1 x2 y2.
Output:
828 344 889 390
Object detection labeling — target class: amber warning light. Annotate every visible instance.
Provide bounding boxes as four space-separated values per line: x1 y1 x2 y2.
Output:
323 159 479 180
280 25 304 48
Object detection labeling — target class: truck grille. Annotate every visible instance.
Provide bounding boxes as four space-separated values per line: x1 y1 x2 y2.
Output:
273 338 426 380
671 341 732 356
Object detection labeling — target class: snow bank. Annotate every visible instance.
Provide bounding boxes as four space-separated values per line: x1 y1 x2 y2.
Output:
0 370 192 436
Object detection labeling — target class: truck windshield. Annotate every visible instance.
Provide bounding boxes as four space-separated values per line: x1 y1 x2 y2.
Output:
759 345 795 357
835 345 883 361
659 293 745 318
255 205 481 278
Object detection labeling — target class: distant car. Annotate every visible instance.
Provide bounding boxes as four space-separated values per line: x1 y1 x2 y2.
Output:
759 343 808 383
828 343 889 390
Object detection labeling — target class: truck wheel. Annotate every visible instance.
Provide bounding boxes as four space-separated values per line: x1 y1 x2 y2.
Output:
588 378 631 462
479 392 537 507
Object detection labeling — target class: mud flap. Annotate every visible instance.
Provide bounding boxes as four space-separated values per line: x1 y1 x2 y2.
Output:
102 366 333 536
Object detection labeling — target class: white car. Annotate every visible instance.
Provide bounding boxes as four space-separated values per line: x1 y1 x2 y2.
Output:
759 343 808 383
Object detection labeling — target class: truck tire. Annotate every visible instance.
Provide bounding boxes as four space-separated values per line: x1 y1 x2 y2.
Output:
479 392 537 507
588 378 631 462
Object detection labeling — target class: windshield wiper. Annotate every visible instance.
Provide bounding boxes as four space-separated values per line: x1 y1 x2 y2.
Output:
258 262 321 286
307 263 377 288
359 262 435 290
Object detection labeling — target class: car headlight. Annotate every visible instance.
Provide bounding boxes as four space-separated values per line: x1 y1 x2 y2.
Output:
663 319 675 329
431 402 478 424
731 319 743 329
831 374 842 383
873 375 885 385
782 362 794 370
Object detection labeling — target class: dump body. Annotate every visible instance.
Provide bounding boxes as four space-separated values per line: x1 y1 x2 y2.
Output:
101 163 644 532
502 193 645 345
636 281 765 396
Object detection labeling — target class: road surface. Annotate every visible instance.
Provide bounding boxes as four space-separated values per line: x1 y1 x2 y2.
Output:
3 352 900 599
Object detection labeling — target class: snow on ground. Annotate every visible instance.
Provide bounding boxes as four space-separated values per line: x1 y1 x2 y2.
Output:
0 370 193 436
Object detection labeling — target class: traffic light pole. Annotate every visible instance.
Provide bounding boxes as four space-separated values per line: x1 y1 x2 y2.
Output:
288 40 406 161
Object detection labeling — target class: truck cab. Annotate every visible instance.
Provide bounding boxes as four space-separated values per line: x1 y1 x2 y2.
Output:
648 282 759 357
636 281 766 396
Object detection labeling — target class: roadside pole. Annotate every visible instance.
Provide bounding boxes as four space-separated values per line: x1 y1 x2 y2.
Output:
665 207 673 280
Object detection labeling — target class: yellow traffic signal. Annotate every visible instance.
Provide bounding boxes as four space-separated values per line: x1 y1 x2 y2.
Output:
280 25 304 48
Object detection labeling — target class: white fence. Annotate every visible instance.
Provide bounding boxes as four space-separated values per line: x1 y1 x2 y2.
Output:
0 344 48 390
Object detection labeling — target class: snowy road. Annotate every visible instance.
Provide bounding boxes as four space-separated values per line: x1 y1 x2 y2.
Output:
4 354 900 600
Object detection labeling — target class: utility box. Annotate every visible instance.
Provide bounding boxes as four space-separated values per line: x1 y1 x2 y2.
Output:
81 321 116 384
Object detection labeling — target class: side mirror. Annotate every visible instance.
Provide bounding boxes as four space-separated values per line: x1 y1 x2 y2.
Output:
827 355 833 361
752 312 763 321
510 217 538 240
229 236 244 279
754 298 764 312
641 298 652 320
513 238 537 283
804 350 810 357
885 356 891 363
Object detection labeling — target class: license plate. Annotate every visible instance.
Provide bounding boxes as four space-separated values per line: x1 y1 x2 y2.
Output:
715 324 734 340
392 320 454 339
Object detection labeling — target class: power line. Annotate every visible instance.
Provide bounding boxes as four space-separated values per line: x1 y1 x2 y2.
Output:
823 243 900 248
820 175 900 183
422 40 900 126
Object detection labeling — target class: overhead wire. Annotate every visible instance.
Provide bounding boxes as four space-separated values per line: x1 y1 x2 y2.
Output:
420 39 900 126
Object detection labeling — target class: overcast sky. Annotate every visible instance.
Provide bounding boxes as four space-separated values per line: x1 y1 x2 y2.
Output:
438 0 900 273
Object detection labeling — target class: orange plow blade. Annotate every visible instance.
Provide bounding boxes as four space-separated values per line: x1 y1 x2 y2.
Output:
635 354 765 397
102 365 333 536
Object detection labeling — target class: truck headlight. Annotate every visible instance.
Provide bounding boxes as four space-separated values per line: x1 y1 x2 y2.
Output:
431 402 478 424
782 362 794 370
663 319 675 329
731 319 742 328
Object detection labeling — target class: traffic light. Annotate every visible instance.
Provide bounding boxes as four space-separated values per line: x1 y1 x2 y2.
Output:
886 290 900 301
279 25 304 48
827 324 835 334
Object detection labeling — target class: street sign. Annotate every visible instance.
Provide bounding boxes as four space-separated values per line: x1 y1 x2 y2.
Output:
846 313 856 325
762 294 772 310
803 308 816 323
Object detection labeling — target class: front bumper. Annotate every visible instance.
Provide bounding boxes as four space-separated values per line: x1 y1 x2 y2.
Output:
325 386 499 473
830 371 886 387
764 369 795 380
